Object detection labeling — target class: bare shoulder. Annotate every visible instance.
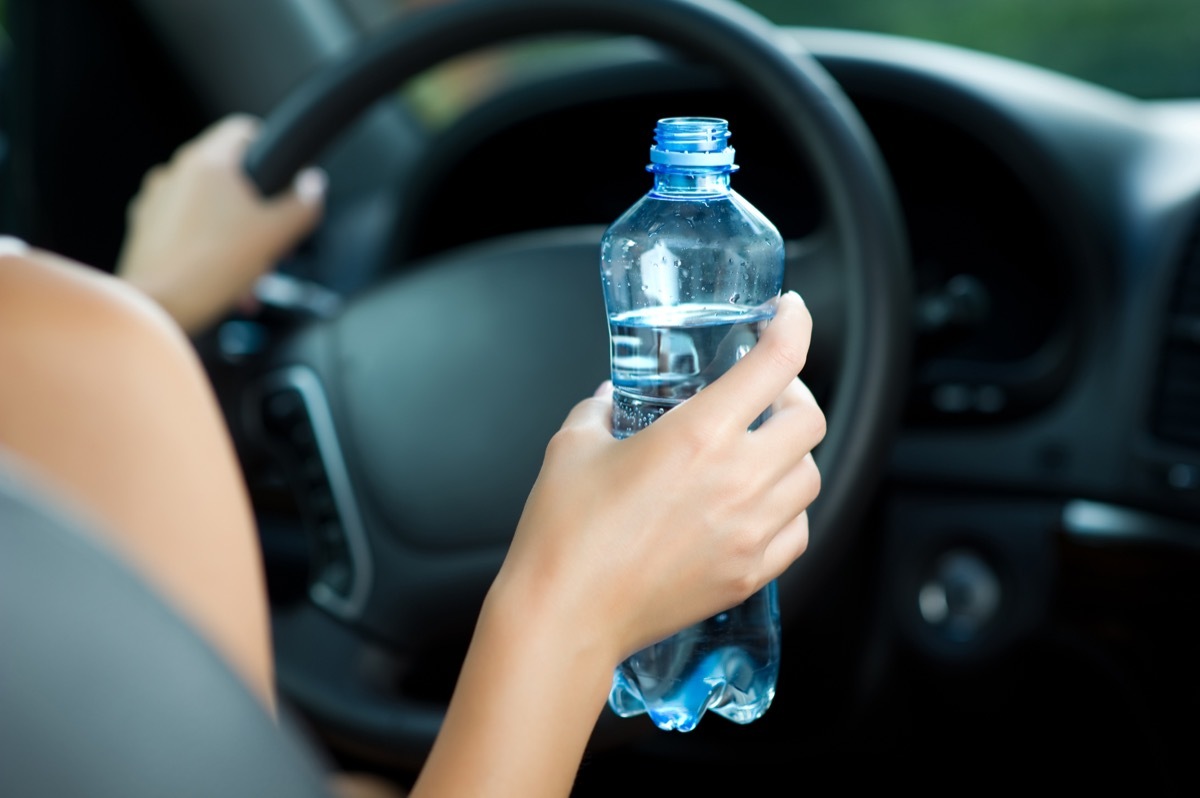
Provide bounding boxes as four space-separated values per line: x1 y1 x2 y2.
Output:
0 245 189 366
0 244 227 530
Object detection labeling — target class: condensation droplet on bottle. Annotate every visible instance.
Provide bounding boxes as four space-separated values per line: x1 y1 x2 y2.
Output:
729 292 741 304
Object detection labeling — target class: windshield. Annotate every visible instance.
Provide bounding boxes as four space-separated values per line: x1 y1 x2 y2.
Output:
359 0 1199 101
745 0 1200 100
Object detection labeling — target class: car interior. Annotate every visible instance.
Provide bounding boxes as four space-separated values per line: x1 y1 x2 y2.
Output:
2 0 1200 795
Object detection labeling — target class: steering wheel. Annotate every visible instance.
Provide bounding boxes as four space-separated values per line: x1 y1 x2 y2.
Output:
235 0 910 770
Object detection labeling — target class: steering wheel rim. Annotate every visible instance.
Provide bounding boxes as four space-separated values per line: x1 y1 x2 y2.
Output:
240 0 910 768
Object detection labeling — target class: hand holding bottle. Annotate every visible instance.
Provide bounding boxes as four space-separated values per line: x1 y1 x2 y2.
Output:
415 290 822 798
492 289 822 669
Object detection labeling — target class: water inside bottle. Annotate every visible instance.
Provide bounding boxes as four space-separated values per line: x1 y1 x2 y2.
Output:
608 302 772 438
605 300 781 730
609 581 780 731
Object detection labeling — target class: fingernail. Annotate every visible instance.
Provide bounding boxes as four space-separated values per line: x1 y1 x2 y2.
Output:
774 290 804 317
0 235 29 256
293 167 327 204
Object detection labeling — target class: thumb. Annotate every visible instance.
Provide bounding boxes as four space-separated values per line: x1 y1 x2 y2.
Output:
680 290 812 432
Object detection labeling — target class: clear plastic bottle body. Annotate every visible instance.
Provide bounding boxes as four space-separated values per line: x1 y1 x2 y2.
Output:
599 117 785 731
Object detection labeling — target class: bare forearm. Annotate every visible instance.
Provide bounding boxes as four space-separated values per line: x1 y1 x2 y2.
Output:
410 576 615 798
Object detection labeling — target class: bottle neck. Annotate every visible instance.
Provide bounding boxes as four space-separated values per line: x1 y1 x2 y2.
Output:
650 167 732 197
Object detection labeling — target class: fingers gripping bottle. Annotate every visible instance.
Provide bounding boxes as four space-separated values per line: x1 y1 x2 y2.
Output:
600 117 786 731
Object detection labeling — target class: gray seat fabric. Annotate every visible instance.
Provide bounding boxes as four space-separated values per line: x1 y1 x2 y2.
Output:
0 452 334 798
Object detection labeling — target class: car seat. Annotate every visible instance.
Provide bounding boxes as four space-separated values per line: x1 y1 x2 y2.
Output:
0 450 335 798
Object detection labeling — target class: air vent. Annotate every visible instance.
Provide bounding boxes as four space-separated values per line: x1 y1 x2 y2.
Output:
1151 219 1200 448
246 366 373 620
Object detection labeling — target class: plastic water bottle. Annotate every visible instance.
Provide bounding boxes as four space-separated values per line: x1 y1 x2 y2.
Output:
600 117 786 732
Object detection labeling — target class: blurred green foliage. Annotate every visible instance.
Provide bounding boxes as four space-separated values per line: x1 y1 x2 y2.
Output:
743 0 1200 99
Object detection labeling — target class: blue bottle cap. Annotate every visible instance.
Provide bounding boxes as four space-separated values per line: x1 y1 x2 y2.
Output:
649 116 737 168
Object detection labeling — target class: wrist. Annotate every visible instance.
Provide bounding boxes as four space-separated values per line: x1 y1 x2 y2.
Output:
118 263 222 337
478 566 617 704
